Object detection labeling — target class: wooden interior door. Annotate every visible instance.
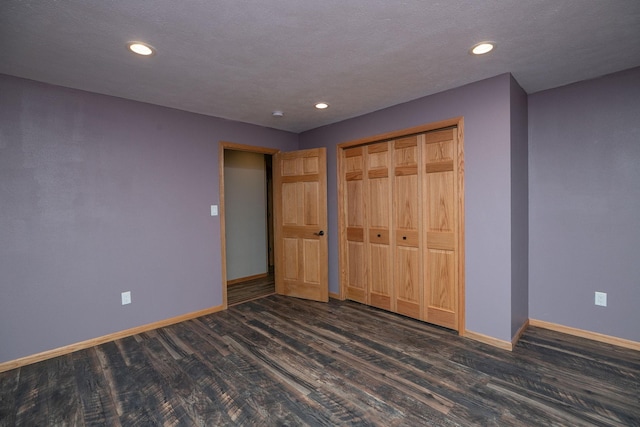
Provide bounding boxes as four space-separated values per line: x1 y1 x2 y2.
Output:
423 128 459 329
366 142 393 311
343 147 367 303
393 135 422 319
274 148 328 302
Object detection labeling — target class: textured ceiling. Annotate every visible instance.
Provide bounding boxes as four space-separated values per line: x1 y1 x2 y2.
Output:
1 1 639 133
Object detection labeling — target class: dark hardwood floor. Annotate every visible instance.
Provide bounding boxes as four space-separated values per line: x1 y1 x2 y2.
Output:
227 272 275 306
1 296 639 426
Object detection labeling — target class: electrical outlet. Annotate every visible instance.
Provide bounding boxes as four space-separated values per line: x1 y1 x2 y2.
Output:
121 291 132 305
595 291 607 307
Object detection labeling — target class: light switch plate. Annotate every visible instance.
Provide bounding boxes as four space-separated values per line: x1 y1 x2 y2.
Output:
121 291 131 305
211 205 218 216
595 291 607 307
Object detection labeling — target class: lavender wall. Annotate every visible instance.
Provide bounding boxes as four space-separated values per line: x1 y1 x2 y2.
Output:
300 74 516 342
529 67 640 342
0 74 298 363
510 76 529 337
8 65 635 365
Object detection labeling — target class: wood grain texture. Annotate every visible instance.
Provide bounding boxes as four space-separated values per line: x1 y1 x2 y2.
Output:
226 272 268 286
530 319 640 351
2 296 638 426
0 305 224 374
366 142 393 310
464 330 514 351
343 146 366 304
337 117 462 149
424 127 459 330
227 272 275 306
455 122 466 336
337 121 465 333
274 148 328 302
393 135 423 318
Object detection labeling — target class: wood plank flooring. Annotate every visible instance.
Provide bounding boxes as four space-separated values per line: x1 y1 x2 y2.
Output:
227 272 275 306
1 296 639 426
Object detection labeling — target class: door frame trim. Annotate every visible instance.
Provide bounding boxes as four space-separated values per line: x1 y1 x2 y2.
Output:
336 117 465 335
218 141 279 309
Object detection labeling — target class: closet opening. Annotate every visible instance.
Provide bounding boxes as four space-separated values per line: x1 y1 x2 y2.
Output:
336 117 465 334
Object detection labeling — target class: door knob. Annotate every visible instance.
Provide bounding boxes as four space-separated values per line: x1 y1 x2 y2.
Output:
315 230 325 236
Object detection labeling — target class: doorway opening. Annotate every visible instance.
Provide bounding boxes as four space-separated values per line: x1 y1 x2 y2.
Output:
219 142 278 307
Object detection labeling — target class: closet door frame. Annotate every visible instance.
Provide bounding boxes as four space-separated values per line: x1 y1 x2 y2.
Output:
336 117 465 335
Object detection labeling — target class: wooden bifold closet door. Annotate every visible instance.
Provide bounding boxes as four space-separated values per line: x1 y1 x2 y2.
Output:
423 129 460 330
366 142 393 311
343 146 367 304
339 124 463 332
393 135 422 319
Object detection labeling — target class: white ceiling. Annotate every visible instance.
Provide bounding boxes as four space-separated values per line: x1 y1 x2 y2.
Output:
1 1 639 133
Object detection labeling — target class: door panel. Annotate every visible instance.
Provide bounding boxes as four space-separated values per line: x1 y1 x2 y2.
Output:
370 243 390 294
347 241 366 301
393 136 422 318
429 249 455 309
282 183 299 225
303 181 319 225
424 129 458 329
303 239 320 283
426 173 454 232
274 148 328 302
344 147 367 303
368 178 389 228
395 246 420 318
366 142 392 310
283 238 299 280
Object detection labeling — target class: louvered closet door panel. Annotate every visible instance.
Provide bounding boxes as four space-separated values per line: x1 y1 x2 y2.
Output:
366 142 392 311
344 147 366 303
393 136 422 318
423 128 458 329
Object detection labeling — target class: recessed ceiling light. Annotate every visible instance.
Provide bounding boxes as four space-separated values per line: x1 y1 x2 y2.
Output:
315 102 329 109
272 110 284 117
470 42 494 55
128 42 155 56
